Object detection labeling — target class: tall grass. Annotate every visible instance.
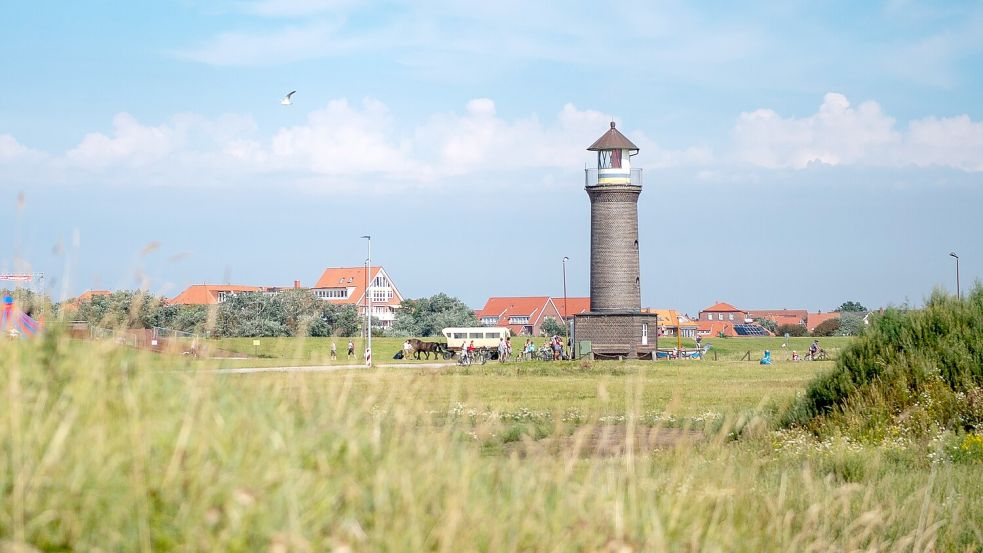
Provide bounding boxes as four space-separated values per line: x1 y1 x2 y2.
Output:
783 286 983 439
1 332 980 551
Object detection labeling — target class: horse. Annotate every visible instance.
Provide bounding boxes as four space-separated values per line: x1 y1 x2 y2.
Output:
408 339 446 360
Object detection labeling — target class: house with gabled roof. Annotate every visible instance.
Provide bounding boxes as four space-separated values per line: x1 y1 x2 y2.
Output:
697 301 772 337
475 296 563 336
311 266 402 328
553 297 590 321
746 309 808 329
641 308 699 338
170 284 277 305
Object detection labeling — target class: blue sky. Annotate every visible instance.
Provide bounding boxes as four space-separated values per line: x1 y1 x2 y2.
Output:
1 0 981 314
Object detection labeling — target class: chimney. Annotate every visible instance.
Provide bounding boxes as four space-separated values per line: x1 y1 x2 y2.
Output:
294 280 301 289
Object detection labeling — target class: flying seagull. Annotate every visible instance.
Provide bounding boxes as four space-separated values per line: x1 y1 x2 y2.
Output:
281 91 296 106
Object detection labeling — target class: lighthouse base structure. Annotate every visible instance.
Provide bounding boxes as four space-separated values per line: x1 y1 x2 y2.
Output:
574 311 661 359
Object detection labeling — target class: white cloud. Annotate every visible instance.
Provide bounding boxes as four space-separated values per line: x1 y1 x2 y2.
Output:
732 92 983 171
0 134 46 163
4 94 979 193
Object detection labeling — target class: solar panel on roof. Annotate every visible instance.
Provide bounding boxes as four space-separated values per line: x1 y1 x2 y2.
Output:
734 324 768 336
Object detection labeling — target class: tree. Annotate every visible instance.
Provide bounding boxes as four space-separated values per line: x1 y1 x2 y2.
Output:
391 293 478 336
540 316 566 337
215 293 289 337
776 323 808 337
811 317 841 337
835 313 864 336
753 317 778 334
71 290 171 329
835 301 867 313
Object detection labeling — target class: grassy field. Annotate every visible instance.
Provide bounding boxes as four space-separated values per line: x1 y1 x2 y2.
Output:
1 334 979 551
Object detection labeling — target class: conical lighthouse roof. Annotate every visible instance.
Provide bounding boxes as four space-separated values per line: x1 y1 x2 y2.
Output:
587 121 639 151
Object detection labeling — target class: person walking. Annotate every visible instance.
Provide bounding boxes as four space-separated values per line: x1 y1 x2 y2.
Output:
347 339 355 360
330 341 337 360
497 338 507 363
505 336 512 362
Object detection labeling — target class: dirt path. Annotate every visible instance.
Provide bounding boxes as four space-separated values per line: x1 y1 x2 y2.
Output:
208 362 456 374
504 426 704 458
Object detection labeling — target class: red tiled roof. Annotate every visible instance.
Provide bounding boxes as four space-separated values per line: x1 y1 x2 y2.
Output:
476 297 561 335
747 309 808 328
696 320 738 337
553 297 590 319
702 302 743 313
311 266 401 306
807 312 840 332
78 290 111 301
170 284 266 305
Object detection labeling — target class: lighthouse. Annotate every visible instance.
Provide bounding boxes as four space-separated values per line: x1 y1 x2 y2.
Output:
574 121 659 358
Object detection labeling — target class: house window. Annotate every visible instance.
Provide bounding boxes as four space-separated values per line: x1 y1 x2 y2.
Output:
371 289 391 302
598 150 612 169
217 291 231 303
480 317 498 326
728 314 734 321
509 316 530 325
315 288 348 299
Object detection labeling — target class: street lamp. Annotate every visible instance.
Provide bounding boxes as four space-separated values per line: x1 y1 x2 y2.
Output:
362 235 372 366
561 257 569 323
949 252 960 300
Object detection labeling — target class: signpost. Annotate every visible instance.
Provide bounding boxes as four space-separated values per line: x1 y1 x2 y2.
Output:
252 339 260 356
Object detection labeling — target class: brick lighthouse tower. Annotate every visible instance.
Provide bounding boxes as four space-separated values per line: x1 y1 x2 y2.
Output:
574 122 659 358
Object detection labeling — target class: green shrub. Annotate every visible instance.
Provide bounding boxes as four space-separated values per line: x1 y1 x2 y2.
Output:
812 317 841 337
783 285 983 438
776 323 808 337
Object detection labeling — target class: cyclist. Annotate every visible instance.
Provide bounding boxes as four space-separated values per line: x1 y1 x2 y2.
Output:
809 339 819 360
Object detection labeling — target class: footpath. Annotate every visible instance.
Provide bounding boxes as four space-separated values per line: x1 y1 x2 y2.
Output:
208 362 455 375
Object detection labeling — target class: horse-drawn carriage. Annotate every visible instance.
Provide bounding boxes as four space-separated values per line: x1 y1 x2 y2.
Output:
441 326 512 361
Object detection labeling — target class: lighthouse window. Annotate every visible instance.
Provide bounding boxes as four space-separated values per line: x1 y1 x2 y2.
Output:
611 149 622 168
598 150 612 169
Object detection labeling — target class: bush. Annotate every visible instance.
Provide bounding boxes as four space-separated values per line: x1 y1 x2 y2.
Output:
540 316 566 337
776 323 808 337
811 317 841 337
835 313 864 336
783 285 983 438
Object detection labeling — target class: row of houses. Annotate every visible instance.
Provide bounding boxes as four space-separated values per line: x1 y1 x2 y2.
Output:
157 266 404 328
476 298 852 338
76 270 847 337
697 302 844 337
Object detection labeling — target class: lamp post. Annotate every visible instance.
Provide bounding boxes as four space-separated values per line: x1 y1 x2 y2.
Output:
949 252 960 300
561 256 569 322
362 235 372 366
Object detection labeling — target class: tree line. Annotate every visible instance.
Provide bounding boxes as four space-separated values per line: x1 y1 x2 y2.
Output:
60 290 478 338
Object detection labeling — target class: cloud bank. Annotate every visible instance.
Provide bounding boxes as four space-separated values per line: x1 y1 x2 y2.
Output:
1 94 980 193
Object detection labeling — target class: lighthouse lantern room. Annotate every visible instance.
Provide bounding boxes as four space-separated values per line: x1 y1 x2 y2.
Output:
587 121 639 186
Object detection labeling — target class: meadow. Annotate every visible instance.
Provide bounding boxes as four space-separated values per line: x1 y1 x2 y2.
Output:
1 333 979 551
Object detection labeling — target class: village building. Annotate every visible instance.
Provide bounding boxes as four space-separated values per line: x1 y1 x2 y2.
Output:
696 302 771 337
476 296 564 336
311 266 403 328
554 297 590 321
169 284 280 305
746 309 808 329
806 311 841 333
641 308 699 338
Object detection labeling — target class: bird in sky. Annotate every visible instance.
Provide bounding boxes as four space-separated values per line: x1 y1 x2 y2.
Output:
281 91 296 106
